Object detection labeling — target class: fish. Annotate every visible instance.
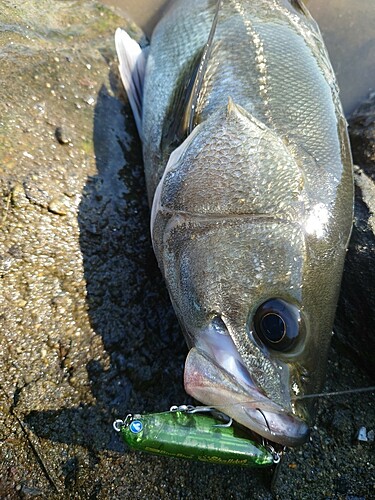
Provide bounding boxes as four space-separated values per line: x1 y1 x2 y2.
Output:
115 0 353 448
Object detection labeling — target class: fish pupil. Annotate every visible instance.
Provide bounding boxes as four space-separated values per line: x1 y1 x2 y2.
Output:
260 313 286 343
253 298 301 352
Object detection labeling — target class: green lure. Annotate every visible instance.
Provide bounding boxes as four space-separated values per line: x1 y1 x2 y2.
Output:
113 406 278 467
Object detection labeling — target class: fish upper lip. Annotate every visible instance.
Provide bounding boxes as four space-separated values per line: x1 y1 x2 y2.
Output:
184 347 310 447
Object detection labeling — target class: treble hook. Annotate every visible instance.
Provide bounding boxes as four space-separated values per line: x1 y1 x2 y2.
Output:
256 408 271 431
189 406 233 428
212 414 233 428
170 404 233 428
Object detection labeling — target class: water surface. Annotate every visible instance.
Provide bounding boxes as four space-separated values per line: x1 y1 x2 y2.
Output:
103 0 375 114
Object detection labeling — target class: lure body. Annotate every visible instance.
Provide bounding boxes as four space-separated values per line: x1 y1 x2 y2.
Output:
117 411 275 467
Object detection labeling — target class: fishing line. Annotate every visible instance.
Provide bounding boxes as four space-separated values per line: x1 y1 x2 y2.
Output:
293 385 375 401
183 386 375 411
117 387 375 425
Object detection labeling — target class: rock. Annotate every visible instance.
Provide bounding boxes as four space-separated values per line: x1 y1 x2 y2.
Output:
48 196 70 215
349 93 375 169
330 408 353 436
357 426 368 442
55 126 72 145
335 95 375 378
0 1 151 496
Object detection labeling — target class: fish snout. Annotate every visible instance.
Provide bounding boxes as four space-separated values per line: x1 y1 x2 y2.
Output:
184 348 310 447
241 405 310 447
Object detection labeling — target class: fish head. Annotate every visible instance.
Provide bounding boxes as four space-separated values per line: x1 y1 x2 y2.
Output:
151 100 351 447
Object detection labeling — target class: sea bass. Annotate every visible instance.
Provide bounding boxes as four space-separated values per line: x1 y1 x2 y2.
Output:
115 0 353 447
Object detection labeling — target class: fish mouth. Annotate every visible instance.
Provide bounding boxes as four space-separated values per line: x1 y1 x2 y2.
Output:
184 346 310 448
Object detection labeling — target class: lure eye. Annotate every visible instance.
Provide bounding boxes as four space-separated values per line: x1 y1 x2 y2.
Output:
253 299 300 351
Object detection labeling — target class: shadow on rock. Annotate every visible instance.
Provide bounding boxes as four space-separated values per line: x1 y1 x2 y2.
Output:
26 74 188 452
335 96 375 379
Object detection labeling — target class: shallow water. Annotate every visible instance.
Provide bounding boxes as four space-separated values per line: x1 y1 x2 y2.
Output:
103 0 375 115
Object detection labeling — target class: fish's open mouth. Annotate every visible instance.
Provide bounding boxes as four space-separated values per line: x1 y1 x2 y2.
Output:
184 348 310 448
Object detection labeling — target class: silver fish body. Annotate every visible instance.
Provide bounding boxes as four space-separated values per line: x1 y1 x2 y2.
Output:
117 0 353 447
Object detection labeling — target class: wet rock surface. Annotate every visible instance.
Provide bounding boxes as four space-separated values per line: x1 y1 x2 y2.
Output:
335 95 375 377
0 1 374 498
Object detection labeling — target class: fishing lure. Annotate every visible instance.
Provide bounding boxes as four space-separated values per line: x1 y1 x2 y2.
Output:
113 405 280 467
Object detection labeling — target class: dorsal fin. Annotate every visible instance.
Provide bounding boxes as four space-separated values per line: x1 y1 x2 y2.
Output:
186 0 223 134
161 0 222 155
161 48 204 152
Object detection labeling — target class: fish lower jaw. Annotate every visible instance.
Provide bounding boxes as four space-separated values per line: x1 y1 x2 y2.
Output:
184 348 310 447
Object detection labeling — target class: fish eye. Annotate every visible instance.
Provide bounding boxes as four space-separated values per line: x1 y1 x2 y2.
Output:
253 298 300 351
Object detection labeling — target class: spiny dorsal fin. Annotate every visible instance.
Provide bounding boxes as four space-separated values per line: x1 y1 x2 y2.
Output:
187 0 223 134
161 48 204 152
161 0 222 159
